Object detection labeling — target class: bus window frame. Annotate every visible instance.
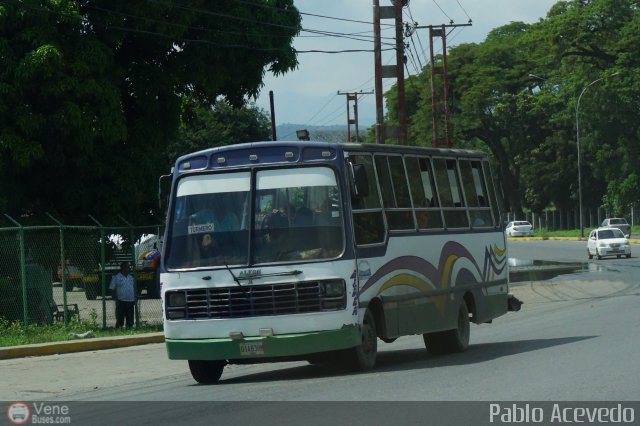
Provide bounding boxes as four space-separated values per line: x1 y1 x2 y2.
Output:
482 160 503 228
373 153 416 233
404 154 445 232
460 159 494 229
347 152 388 248
432 156 470 230
165 163 348 270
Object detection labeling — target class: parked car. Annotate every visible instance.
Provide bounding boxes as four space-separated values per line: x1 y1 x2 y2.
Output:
587 227 631 259
505 221 534 237
57 260 84 292
600 218 631 238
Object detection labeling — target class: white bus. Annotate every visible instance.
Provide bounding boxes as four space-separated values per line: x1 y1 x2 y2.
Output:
161 141 517 383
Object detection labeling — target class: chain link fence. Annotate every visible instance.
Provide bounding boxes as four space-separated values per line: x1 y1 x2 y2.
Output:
507 204 640 231
0 214 164 328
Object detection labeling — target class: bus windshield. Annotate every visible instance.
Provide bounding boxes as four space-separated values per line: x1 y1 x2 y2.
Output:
165 166 344 269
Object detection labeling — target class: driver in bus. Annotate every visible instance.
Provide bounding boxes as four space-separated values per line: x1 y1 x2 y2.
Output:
259 209 291 261
190 194 240 260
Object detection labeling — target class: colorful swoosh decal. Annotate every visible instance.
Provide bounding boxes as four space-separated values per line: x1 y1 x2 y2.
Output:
359 241 507 297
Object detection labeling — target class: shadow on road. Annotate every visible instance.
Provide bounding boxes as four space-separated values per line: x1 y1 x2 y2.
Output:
201 335 597 385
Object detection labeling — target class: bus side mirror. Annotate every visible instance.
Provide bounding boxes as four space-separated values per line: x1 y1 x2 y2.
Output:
349 163 370 199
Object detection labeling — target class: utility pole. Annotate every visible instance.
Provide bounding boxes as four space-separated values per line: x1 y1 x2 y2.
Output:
394 0 407 145
372 0 408 145
269 90 277 141
372 0 384 144
417 22 471 148
338 90 374 142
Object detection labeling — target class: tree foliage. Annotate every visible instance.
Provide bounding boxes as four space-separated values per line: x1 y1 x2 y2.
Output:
0 0 300 223
390 0 640 217
167 100 272 164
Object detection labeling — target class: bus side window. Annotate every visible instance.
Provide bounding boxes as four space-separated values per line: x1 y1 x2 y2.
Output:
375 155 415 231
461 160 492 228
348 154 385 245
482 161 503 227
433 158 469 228
405 157 443 230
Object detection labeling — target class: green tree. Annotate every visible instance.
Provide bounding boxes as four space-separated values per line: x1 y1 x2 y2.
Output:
539 0 640 216
167 100 272 163
0 0 301 223
445 22 542 216
392 0 640 220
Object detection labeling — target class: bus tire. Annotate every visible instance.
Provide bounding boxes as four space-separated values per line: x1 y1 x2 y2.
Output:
188 360 225 384
423 301 470 355
346 309 377 371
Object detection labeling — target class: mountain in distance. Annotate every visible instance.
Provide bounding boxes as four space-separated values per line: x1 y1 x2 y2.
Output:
274 123 374 143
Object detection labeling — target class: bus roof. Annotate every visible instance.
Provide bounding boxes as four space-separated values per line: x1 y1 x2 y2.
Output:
173 141 489 173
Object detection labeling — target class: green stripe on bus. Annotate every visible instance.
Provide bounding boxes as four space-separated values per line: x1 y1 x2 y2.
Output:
165 326 360 361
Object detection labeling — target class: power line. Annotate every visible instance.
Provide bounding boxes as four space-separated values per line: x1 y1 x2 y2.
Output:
303 28 396 47
405 5 429 68
227 0 396 28
305 93 339 124
431 0 453 24
455 0 473 22
2 0 397 54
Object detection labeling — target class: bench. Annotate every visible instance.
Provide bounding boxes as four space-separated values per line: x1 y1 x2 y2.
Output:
50 301 80 322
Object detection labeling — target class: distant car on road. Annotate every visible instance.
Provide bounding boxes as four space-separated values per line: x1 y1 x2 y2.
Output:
600 218 631 238
505 221 534 237
587 227 631 259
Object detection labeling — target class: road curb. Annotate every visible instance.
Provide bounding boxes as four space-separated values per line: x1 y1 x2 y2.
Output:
0 332 165 360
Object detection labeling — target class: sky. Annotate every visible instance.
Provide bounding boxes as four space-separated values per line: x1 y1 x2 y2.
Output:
254 0 560 136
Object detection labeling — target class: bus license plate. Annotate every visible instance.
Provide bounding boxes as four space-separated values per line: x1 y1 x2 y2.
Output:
239 341 264 356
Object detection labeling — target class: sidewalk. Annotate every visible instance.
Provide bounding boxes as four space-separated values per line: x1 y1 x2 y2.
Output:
0 332 164 360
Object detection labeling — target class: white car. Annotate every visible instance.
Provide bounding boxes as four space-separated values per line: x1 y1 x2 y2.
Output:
587 227 631 259
505 221 534 237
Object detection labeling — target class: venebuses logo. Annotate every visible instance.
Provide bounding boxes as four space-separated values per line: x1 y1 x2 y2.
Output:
7 402 30 425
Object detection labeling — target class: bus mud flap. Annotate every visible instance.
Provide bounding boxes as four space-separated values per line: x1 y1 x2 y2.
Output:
507 294 523 312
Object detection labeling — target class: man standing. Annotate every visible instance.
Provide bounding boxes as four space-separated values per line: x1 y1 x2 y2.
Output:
109 261 135 328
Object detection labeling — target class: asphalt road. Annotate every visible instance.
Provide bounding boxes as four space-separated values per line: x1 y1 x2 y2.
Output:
2 240 639 424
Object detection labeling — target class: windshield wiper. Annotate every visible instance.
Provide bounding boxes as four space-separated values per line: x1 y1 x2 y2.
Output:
223 260 250 298
236 270 302 281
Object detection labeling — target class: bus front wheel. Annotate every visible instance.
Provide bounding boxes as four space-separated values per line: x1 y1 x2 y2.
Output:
188 360 225 384
345 309 377 371
423 301 470 355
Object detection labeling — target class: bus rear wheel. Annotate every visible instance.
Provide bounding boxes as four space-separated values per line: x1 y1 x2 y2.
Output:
345 309 377 371
188 360 225 384
423 301 470 355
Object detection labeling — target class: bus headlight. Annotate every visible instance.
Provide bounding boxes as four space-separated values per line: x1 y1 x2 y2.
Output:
320 279 346 311
320 280 345 297
167 291 186 307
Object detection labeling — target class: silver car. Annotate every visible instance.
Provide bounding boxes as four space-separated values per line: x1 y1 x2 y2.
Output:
587 227 631 259
505 221 534 237
600 218 631 238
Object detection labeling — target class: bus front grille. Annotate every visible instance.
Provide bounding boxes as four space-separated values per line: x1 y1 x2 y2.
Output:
167 281 346 319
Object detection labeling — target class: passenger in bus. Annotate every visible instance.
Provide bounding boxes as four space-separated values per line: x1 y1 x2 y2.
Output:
190 195 240 262
191 195 240 231
293 205 313 227
259 209 291 260
313 198 336 226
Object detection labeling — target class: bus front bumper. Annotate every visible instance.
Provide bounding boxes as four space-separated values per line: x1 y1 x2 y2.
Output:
165 326 360 361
